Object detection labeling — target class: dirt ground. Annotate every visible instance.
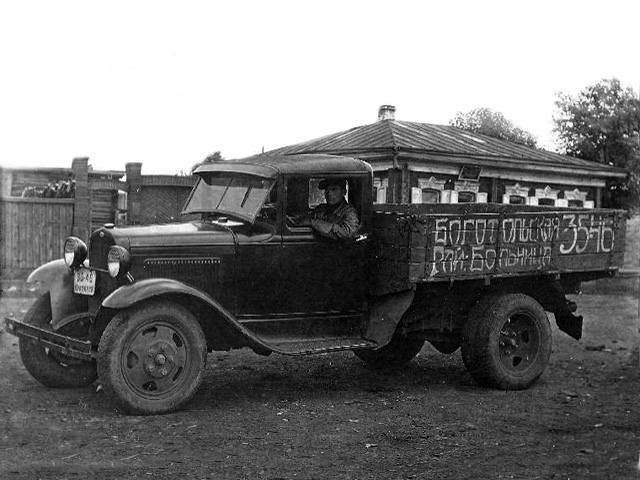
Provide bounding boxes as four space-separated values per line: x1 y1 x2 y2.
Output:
0 294 638 480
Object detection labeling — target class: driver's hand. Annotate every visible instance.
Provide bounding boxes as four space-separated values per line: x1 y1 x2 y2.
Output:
287 214 310 226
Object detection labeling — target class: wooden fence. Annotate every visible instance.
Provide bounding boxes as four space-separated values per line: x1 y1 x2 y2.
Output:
0 197 74 279
1 159 197 280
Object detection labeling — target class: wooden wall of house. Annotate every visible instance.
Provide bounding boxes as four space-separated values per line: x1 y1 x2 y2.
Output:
372 166 601 208
90 189 117 232
136 185 194 224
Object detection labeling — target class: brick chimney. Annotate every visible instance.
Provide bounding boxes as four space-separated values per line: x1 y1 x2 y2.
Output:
378 105 396 121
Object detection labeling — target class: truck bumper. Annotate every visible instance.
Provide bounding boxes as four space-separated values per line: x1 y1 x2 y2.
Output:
4 317 94 361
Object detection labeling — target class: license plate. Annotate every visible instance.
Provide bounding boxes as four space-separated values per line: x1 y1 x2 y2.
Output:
73 268 96 296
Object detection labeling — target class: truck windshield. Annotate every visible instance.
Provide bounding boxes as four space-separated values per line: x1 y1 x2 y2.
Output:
183 173 274 223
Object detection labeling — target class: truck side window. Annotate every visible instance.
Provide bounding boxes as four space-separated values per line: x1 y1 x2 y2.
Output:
286 177 353 215
285 177 362 238
308 178 326 208
285 177 310 217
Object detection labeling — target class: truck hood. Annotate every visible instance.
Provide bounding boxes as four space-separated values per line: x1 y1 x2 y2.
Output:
108 221 237 248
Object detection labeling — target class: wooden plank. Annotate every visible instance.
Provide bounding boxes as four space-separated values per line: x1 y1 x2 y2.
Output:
0 201 6 271
375 243 426 263
0 196 73 205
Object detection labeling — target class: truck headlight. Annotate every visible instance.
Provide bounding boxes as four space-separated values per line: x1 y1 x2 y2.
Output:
63 237 87 268
107 246 131 278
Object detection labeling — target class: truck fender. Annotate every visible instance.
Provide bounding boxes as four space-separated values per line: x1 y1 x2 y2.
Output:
26 259 89 329
26 259 67 294
102 278 273 355
364 289 415 346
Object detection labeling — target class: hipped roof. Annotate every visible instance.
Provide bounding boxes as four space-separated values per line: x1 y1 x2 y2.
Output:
262 119 626 179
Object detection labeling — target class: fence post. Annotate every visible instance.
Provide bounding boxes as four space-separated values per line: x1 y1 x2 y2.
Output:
126 162 143 224
0 167 12 196
72 157 90 239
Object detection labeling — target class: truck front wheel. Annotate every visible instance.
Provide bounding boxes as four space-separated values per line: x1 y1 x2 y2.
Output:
354 335 424 369
461 293 551 390
19 293 97 388
97 300 207 415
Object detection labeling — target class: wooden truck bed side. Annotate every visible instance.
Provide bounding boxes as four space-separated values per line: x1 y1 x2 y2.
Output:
371 203 626 295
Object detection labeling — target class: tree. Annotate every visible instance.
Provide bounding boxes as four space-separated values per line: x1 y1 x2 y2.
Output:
450 107 538 148
553 78 640 208
190 151 224 174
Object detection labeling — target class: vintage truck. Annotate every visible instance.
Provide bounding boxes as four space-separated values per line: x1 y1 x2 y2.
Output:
4 154 626 414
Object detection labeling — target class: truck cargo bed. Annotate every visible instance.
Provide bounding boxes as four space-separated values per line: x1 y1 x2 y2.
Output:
371 203 626 295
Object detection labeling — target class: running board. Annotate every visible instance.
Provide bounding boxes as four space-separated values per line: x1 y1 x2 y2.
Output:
268 337 377 355
5 317 378 358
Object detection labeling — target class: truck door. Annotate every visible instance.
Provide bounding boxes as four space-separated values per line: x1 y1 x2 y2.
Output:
279 175 368 315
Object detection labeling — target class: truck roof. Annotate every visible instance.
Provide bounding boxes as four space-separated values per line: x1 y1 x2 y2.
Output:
193 154 372 178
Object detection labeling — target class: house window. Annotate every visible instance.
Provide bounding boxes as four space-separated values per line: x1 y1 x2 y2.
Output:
534 185 559 206
503 183 530 204
563 188 588 208
416 176 447 203
457 191 476 203
422 189 440 204
454 180 480 204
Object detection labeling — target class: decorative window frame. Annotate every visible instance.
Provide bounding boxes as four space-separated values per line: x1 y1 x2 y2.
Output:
563 188 591 208
535 185 559 200
412 176 448 204
453 180 480 194
373 177 389 204
503 183 530 204
529 185 560 207
453 179 480 203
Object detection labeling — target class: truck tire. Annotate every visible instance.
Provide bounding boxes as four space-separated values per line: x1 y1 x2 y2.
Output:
461 293 552 390
19 293 97 388
97 300 207 415
354 335 424 369
461 294 499 371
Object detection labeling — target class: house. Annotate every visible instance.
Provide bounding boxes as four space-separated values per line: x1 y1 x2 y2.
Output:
261 105 626 208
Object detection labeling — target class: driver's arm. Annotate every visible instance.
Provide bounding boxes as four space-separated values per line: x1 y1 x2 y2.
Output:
311 205 359 240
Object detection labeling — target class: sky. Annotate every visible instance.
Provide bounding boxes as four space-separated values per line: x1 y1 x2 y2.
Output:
1 0 639 174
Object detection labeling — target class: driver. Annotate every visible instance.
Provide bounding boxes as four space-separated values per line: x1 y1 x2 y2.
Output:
290 178 360 240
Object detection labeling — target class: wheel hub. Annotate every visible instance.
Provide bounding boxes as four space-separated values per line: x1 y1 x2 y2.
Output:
143 341 177 378
499 314 539 371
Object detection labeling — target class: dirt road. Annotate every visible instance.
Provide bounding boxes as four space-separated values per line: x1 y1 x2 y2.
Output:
0 294 638 479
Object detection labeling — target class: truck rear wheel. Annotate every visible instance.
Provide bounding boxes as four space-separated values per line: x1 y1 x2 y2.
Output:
97 300 207 415
461 293 551 390
19 293 97 388
354 334 424 369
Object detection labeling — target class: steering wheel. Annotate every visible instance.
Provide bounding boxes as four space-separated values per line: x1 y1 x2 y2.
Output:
257 204 277 222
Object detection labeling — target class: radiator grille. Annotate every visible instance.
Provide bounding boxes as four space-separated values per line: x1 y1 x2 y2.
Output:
88 229 115 270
